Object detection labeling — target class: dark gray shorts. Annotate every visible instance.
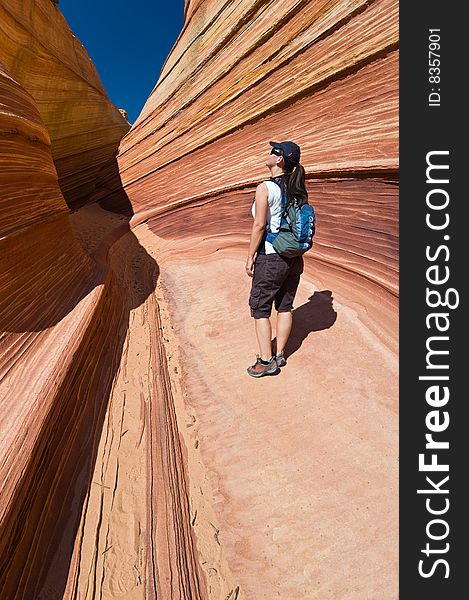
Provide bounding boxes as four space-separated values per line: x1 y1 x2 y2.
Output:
249 253 304 318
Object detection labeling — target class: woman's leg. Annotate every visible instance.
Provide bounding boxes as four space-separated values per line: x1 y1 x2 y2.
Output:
273 257 303 355
254 317 273 360
276 310 293 354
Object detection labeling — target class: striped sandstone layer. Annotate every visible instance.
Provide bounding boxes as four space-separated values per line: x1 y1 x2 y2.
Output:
109 0 399 351
0 3 205 596
0 0 130 209
112 0 399 596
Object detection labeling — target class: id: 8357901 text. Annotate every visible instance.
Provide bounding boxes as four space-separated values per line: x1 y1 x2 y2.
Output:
428 29 441 107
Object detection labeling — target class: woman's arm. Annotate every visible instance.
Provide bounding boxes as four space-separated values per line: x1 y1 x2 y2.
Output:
246 183 269 277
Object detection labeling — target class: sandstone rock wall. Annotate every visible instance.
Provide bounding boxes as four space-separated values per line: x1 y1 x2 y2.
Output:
0 0 130 209
0 57 115 596
0 3 132 595
0 13 202 592
114 0 398 349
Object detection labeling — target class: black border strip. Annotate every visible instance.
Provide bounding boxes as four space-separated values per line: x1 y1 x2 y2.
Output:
400 3 465 597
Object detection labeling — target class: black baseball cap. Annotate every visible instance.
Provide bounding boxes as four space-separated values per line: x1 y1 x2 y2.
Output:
269 140 301 165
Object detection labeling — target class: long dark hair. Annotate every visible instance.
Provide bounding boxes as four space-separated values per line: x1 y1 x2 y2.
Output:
281 161 308 207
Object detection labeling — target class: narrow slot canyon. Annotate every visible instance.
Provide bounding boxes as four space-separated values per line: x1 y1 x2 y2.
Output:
0 1 399 598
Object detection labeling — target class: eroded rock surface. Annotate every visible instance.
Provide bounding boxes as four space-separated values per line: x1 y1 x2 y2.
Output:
115 0 399 350
0 1 398 598
0 0 130 209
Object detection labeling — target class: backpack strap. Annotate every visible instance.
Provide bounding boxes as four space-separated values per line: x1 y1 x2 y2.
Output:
267 178 295 234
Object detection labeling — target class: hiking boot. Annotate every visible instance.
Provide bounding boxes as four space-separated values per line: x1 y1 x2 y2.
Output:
275 351 287 367
247 355 279 378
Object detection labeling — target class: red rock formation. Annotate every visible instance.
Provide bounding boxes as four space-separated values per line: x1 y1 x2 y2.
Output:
0 0 209 588
115 0 398 347
0 0 130 209
0 56 206 598
0 0 398 598
0 57 112 596
113 0 399 597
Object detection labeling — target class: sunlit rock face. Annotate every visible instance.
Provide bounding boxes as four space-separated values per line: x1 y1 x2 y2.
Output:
0 3 132 597
0 0 130 209
0 1 399 599
115 0 399 350
111 4 398 594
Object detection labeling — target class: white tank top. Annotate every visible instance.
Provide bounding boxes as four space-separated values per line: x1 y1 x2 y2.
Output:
251 180 282 254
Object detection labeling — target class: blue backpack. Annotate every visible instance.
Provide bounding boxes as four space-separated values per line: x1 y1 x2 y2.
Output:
266 185 316 258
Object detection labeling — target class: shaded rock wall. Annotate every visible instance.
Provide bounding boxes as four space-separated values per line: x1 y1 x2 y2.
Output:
0 8 204 592
0 3 132 596
0 0 130 209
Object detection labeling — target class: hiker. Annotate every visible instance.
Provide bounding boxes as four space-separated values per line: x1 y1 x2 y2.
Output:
245 140 310 378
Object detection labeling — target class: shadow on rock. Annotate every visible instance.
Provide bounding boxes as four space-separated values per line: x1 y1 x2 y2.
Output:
283 290 337 360
0 155 160 598
1 155 157 333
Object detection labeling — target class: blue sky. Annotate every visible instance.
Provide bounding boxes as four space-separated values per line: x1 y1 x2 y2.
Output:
60 1 184 124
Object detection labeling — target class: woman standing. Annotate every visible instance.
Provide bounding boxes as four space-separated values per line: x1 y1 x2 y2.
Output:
246 140 308 378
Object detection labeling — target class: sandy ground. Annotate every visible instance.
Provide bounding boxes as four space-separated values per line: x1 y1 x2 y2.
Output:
67 205 398 599
152 236 398 600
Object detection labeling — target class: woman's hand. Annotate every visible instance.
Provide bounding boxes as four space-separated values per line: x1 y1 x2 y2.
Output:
245 255 255 277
